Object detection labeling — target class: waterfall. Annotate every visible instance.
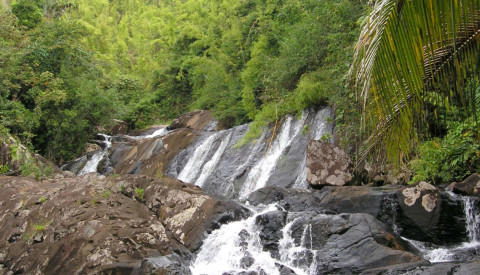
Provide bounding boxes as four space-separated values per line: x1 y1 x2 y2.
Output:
170 107 334 198
78 134 112 175
464 196 480 242
177 134 219 183
278 220 319 274
194 131 232 188
190 205 318 275
238 115 303 199
403 191 480 263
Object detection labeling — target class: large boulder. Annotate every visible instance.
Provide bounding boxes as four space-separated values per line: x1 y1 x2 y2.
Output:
167 110 214 131
299 212 425 273
248 184 468 245
306 140 352 188
0 174 247 274
253 210 425 274
448 173 480 198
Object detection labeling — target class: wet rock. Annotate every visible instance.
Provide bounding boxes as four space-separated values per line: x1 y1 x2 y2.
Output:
275 264 297 275
255 210 286 257
448 173 480 198
167 110 213 131
110 128 198 177
248 185 467 245
283 212 425 274
395 182 445 243
135 253 192 275
240 253 255 269
306 141 352 188
0 174 246 274
364 260 480 274
60 155 87 174
99 119 128 136
247 187 334 214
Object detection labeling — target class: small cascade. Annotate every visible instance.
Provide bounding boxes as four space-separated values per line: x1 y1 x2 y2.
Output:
403 191 480 263
278 220 318 274
190 204 283 275
194 131 233 188
78 134 112 175
464 196 480 242
177 134 218 183
124 126 169 140
190 205 318 275
238 116 303 199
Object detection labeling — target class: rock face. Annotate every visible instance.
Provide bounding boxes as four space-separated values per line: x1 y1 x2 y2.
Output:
283 212 425 274
306 141 352 188
248 184 468 245
110 128 199 177
449 173 480 197
0 174 247 274
167 110 214 131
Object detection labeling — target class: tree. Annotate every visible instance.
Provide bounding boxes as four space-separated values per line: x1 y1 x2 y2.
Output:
350 0 480 165
11 0 43 29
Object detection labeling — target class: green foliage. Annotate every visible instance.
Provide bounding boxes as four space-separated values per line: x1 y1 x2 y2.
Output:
410 119 480 184
102 190 111 199
32 224 46 232
11 0 43 29
350 0 480 165
0 164 9 174
2 0 366 165
135 187 144 200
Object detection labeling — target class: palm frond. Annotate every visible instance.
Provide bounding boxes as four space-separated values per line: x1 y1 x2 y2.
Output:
350 0 480 165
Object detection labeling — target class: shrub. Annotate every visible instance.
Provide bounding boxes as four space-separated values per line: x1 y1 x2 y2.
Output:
410 119 480 184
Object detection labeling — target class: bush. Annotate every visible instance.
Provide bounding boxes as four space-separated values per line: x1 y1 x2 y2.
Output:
410 119 480 184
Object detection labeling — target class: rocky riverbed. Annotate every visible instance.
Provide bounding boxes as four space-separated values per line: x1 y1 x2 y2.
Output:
1 108 480 274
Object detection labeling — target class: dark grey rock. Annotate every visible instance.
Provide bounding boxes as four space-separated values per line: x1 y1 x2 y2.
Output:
449 173 480 198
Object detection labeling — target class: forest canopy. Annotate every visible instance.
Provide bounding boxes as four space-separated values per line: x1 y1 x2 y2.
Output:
0 0 365 163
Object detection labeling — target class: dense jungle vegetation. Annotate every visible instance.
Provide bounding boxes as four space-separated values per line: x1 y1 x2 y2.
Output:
1 0 479 185
0 0 364 163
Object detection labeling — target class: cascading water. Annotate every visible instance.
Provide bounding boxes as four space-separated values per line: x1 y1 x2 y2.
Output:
177 134 219 184
190 205 319 275
171 107 335 198
78 134 112 175
278 220 319 274
194 131 233 188
403 191 480 263
124 126 170 140
238 115 304 199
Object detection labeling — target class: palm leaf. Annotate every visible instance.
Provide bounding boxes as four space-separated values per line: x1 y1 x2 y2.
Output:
350 0 480 165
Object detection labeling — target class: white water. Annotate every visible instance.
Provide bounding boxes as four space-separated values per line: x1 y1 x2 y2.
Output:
190 205 318 275
403 191 480 263
177 134 218 183
238 116 303 199
125 127 169 140
78 134 112 175
278 219 321 274
194 131 233 188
